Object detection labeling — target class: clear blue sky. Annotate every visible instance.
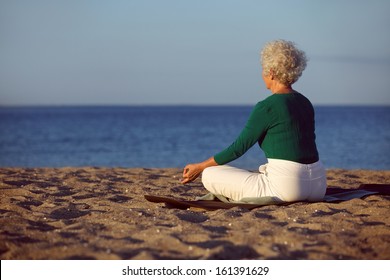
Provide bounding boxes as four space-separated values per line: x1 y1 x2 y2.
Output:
1 0 389 106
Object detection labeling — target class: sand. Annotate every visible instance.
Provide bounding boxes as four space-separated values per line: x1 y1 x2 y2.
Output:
0 167 389 260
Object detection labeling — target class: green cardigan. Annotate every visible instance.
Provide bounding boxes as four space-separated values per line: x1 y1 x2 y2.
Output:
214 92 319 165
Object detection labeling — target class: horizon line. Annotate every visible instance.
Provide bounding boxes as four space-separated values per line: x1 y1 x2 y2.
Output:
1 103 390 108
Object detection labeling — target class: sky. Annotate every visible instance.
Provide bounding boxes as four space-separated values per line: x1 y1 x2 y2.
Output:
1 0 390 106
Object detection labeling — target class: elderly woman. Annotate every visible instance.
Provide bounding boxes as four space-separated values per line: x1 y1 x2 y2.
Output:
182 40 327 203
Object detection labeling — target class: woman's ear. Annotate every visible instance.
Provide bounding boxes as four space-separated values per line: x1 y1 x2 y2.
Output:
269 69 274 80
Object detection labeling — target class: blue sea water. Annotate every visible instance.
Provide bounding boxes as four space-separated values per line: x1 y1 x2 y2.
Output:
0 106 389 170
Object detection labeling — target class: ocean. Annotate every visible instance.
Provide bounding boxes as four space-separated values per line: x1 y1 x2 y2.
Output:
0 106 389 170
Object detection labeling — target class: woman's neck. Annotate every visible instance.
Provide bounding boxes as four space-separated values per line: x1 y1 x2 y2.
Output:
270 82 293 94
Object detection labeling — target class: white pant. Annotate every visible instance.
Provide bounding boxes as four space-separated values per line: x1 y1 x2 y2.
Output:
202 159 327 202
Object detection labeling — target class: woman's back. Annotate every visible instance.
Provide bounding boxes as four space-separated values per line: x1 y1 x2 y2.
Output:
258 91 319 164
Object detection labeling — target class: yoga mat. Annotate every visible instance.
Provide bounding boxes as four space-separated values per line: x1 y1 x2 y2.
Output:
144 194 282 210
144 184 390 211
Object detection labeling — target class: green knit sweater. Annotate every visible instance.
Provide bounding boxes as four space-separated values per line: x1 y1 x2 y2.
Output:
214 92 319 165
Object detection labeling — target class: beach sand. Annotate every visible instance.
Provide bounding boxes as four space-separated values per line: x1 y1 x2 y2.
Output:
0 167 389 260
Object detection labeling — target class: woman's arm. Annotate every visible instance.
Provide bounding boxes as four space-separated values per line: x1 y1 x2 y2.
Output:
182 102 269 184
214 102 269 165
181 156 218 184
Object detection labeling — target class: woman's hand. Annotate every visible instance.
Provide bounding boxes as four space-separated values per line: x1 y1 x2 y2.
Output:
181 157 218 184
181 163 203 184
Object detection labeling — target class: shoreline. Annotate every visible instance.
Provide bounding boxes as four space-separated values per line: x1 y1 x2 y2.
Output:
0 167 389 259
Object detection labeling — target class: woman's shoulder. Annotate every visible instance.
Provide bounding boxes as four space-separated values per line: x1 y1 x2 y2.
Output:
258 93 289 107
262 91 311 104
252 96 276 114
256 92 312 111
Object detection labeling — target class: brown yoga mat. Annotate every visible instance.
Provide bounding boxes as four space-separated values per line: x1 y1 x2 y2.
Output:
144 184 390 211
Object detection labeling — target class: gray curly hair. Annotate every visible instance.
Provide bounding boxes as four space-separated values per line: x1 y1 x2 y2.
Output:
261 40 308 86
